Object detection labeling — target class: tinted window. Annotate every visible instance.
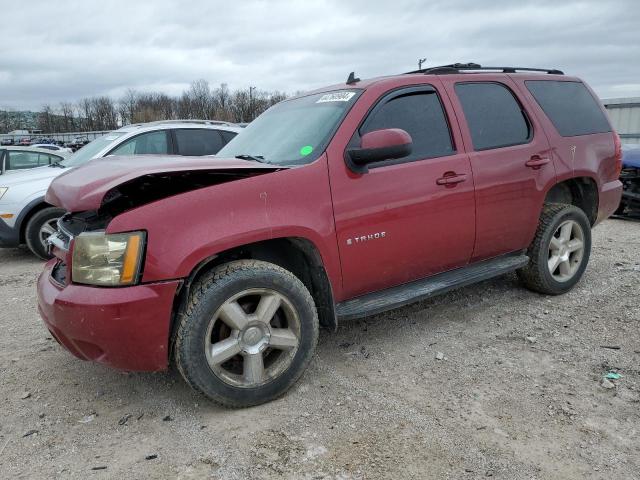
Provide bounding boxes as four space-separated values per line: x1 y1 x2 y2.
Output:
455 82 530 150
6 151 48 169
220 130 237 144
174 129 224 156
43 153 62 164
361 90 454 160
526 80 611 137
109 131 169 156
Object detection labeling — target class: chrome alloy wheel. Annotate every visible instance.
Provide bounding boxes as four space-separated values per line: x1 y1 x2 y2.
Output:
38 218 59 250
204 288 301 388
548 219 585 282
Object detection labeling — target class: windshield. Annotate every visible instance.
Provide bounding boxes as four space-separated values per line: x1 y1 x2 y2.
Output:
217 90 361 166
61 132 124 167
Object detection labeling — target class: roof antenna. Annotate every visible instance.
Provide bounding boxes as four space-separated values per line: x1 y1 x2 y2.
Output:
346 72 360 85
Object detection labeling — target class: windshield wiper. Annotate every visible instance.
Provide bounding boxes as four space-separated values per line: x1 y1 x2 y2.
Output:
235 154 272 164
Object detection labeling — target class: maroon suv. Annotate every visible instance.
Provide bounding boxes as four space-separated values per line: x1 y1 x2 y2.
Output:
37 64 622 407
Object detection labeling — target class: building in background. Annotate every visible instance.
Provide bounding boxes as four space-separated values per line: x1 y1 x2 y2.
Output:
603 97 640 145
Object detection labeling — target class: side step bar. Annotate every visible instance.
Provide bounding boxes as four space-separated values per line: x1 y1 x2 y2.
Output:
335 253 529 321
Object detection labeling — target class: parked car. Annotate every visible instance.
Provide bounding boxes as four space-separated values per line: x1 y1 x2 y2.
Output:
616 144 640 217
33 137 56 145
37 64 622 407
0 146 68 173
64 137 90 152
18 137 32 146
1 138 14 146
0 121 241 258
30 144 73 154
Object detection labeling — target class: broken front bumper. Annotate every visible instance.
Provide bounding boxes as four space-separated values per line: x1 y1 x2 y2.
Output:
37 259 181 371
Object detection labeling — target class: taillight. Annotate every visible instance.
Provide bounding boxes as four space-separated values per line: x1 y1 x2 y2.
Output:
613 132 623 177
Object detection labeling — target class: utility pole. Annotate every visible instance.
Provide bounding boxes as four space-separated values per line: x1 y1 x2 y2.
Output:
249 86 256 121
418 58 427 70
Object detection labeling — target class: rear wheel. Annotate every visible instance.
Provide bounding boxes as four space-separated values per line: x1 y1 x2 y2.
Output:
518 204 591 295
25 207 65 260
175 260 319 408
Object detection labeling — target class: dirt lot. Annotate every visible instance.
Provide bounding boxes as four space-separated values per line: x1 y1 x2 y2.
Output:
0 218 638 479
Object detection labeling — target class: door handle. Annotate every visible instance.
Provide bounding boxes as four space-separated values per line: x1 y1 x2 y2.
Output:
436 173 467 186
525 155 551 169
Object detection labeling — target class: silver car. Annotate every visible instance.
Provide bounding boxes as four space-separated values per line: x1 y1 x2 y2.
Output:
0 120 242 259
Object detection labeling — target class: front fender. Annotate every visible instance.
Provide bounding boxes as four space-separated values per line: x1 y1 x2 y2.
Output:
106 156 344 298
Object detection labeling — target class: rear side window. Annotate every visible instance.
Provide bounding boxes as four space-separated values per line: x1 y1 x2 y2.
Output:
6 151 50 169
41 153 61 164
526 80 611 137
174 129 224 156
455 82 530 150
220 130 237 144
109 131 169 156
361 90 454 160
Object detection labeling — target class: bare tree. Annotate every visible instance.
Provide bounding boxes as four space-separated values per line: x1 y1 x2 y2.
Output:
2 81 289 134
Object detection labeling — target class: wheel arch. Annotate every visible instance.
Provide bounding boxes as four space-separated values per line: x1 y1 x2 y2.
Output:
169 236 337 358
544 176 598 225
15 197 52 243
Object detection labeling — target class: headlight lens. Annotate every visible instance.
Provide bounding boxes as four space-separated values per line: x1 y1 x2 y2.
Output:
0 187 8 200
72 231 145 286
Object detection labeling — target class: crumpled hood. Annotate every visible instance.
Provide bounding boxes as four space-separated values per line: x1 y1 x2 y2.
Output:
46 155 284 212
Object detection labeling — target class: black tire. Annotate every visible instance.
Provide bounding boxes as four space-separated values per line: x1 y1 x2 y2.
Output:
25 207 65 260
517 203 592 295
174 260 319 408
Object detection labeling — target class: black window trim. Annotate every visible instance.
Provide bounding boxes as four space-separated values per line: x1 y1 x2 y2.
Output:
347 84 458 171
106 129 173 156
455 81 534 152
171 128 225 156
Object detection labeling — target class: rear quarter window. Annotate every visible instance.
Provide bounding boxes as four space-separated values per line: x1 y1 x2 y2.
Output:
220 130 237 145
525 80 611 137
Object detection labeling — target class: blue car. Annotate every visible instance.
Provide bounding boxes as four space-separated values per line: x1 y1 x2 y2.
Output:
618 144 640 216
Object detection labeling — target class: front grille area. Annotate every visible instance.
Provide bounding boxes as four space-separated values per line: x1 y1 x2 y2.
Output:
51 261 68 285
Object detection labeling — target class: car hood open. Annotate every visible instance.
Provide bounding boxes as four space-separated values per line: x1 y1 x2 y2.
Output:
46 155 286 213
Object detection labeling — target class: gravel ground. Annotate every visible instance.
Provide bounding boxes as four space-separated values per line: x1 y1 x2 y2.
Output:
0 218 638 479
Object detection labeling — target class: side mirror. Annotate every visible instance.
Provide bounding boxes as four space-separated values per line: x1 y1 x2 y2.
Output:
346 128 412 173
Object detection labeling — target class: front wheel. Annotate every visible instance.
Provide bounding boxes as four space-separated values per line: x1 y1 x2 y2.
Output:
518 203 592 295
174 260 319 408
25 207 65 260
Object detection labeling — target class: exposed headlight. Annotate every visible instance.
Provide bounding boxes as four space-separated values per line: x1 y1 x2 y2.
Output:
72 231 145 286
0 187 7 200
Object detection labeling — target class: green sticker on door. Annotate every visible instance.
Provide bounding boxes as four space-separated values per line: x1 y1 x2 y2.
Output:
299 145 313 156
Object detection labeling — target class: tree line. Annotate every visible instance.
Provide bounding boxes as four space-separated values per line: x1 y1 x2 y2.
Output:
1 80 288 134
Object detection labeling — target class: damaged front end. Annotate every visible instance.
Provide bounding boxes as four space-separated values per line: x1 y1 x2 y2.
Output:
45 157 286 278
618 166 640 217
617 146 640 218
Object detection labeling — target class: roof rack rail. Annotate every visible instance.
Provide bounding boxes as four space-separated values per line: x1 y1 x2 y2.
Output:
406 62 564 75
145 119 237 127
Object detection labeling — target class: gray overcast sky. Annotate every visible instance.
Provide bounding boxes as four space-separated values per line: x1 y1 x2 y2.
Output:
1 0 639 110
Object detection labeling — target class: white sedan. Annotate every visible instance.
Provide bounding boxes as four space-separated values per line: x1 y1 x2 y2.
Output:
30 144 73 154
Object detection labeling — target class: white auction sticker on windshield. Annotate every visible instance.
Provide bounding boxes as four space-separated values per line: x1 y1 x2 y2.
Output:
316 91 356 103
